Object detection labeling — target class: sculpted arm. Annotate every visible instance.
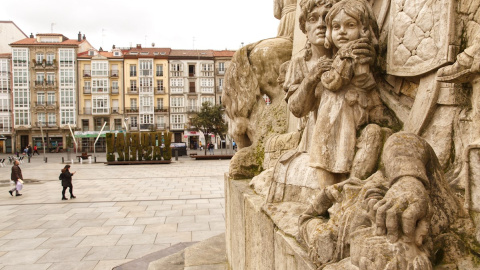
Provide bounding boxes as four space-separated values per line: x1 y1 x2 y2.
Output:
286 57 332 117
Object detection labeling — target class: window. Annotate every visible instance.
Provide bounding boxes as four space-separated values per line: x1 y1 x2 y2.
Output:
13 89 29 108
139 60 153 76
170 78 184 94
36 73 45 85
92 61 108 76
0 97 9 112
130 98 137 108
131 116 138 128
84 81 91 93
111 64 119 77
113 51 121 56
0 116 11 132
47 92 55 105
46 53 55 65
46 73 55 85
61 109 75 125
92 96 109 114
12 48 28 67
200 78 214 93
114 119 122 130
59 69 74 86
92 79 108 93
48 112 55 125
37 92 45 105
156 80 164 92
15 110 30 126
59 49 74 67
157 98 164 109
130 65 137 77
170 114 184 130
36 53 44 64
218 62 225 72
170 63 182 77
60 88 75 107
189 65 195 77
37 112 46 126
156 64 163 76
201 97 215 106
140 77 153 93
140 114 153 124
82 119 89 131
170 97 184 112
130 80 137 91
112 81 119 93
13 70 28 86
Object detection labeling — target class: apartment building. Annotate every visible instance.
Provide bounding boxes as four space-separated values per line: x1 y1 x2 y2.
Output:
9 32 92 151
77 47 124 151
0 21 28 53
213 50 235 106
123 45 170 132
0 54 12 153
168 50 216 146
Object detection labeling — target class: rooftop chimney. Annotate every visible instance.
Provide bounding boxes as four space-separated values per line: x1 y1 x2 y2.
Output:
112 45 116 49
78 31 81 42
83 34 86 40
99 47 103 52
136 44 142 49
30 33 34 38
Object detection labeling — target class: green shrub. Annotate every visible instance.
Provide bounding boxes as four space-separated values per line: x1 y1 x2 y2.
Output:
124 133 131 161
116 133 125 161
106 133 115 162
163 132 172 161
153 146 162 160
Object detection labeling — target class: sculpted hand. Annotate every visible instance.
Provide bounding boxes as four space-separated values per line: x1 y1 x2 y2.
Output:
337 38 375 65
373 176 430 246
310 57 333 81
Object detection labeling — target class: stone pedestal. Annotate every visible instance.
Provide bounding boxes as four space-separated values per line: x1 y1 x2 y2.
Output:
225 176 316 270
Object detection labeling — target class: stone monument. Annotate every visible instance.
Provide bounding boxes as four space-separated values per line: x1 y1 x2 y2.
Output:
223 0 480 269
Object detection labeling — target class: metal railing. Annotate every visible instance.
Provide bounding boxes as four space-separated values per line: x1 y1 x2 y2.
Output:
130 71 137 77
83 107 92 114
83 70 91 77
155 87 165 94
111 107 120 113
156 123 167 130
154 107 168 113
110 70 120 77
83 87 91 94
125 107 139 113
187 106 198 113
127 87 138 94
35 121 57 127
111 87 119 94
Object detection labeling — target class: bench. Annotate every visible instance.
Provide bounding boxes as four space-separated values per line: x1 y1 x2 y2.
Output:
76 153 92 162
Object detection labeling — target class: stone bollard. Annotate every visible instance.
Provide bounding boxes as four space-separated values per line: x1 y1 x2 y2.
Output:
71 159 74 164
62 157 64 163
175 149 178 161
44 157 47 163
88 156 92 163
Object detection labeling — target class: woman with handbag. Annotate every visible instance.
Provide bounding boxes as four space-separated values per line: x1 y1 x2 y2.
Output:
60 165 76 200
9 160 23 196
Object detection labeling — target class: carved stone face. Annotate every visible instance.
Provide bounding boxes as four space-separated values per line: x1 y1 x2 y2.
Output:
305 5 330 47
331 10 362 49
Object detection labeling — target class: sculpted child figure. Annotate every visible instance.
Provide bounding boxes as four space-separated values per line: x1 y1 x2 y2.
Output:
266 0 379 203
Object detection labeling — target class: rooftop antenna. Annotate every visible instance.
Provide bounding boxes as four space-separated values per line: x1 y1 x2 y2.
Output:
145 35 148 47
50 23 56 33
193 37 196 50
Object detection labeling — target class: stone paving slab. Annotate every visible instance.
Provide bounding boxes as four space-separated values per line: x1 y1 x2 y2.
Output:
0 153 229 269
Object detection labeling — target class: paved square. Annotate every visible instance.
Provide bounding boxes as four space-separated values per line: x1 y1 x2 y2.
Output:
0 153 229 269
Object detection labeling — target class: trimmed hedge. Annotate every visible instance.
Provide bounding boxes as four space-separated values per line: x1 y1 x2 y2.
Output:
106 131 172 162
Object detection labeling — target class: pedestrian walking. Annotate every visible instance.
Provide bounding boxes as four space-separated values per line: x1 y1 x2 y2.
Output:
33 145 39 155
60 165 76 200
9 160 23 197
28 145 32 157
208 142 214 155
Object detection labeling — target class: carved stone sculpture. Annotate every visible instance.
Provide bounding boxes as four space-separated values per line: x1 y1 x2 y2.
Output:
224 0 480 269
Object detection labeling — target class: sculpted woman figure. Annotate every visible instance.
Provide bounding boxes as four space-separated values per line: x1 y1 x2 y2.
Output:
266 0 377 203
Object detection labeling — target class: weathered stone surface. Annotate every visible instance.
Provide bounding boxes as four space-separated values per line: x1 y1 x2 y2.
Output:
225 0 480 269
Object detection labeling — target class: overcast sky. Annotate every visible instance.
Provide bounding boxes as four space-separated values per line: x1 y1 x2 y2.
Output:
1 0 280 51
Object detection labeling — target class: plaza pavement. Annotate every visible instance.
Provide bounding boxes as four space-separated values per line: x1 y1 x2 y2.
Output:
0 152 230 270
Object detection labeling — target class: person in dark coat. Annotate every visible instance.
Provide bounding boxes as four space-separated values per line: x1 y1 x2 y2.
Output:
9 160 23 196
60 165 76 200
